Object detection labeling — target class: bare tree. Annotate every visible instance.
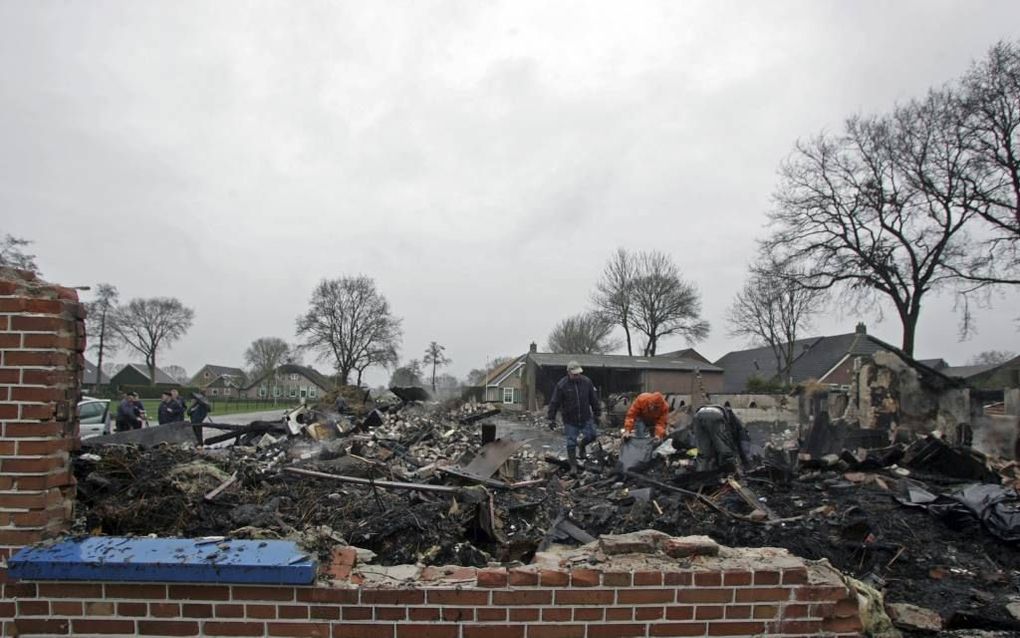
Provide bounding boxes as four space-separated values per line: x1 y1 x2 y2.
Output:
591 249 638 355
84 283 120 388
960 40 1020 274
353 342 398 387
0 234 40 274
111 298 195 385
547 312 619 354
423 342 451 392
163 365 189 384
728 259 826 385
295 276 402 386
968 350 1017 365
245 337 297 384
629 251 709 356
765 90 986 356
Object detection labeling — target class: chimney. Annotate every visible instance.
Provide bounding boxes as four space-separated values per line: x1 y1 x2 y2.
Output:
855 322 867 335
529 342 538 353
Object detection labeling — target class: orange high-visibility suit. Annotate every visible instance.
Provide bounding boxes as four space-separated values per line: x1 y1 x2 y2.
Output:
623 392 669 438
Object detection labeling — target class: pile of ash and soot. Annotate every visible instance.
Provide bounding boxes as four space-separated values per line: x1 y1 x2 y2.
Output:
73 395 1020 634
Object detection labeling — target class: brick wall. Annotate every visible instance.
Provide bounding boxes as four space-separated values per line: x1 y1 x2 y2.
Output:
0 561 863 637
0 268 84 561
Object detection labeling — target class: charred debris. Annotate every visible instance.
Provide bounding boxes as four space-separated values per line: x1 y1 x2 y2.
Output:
73 389 1020 634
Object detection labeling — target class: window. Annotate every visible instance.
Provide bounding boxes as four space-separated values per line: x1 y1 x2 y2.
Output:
289 388 297 398
259 387 267 398
503 387 514 404
211 388 219 396
273 387 281 397
309 388 317 398
300 389 307 399
204 372 210 378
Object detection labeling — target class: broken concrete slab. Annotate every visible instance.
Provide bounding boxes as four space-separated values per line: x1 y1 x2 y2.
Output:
887 602 943 632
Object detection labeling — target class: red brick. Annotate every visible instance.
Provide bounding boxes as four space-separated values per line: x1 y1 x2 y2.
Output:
753 604 779 619
542 607 572 622
51 600 82 616
137 620 200 635
834 596 859 617
636 606 664 620
488 589 551 606
168 585 231 600
693 571 722 586
634 570 663 586
477 609 506 621
427 589 489 605
555 589 614 605
106 583 167 599
204 622 266 636
587 624 647 638
570 568 600 587
375 608 405 621
664 572 692 586
508 608 539 621
649 624 707 637
605 608 633 621
150 603 182 618
602 571 631 586
753 570 780 585
782 567 809 584
10 315 66 331
676 589 732 604
725 605 752 619
267 623 331 637
17 600 49 615
528 626 585 638
176 602 210 617
722 570 753 586
618 589 676 604
342 607 371 620
233 586 294 601
38 582 102 598
72 619 137 634
782 603 811 618
476 568 508 588
573 608 603 621
0 298 26 312
84 601 115 615
296 588 357 604
695 605 724 620
735 587 791 602
708 622 767 635
23 334 75 349
441 607 473 622
462 626 524 638
3 422 63 438
119 602 149 616
795 586 849 602
23 299 65 314
13 618 70 634
278 606 309 619
408 608 440 621
396 625 457 638
508 568 538 586
215 604 246 618
539 569 569 586
333 625 394 638
361 590 423 605
246 605 277 619
21 369 56 385
309 606 341 620
778 620 824 634
3 350 62 367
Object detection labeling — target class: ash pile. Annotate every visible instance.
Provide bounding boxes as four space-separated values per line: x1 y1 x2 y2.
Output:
73 392 1020 634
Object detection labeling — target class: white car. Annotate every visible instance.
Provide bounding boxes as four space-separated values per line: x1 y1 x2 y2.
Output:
78 397 111 439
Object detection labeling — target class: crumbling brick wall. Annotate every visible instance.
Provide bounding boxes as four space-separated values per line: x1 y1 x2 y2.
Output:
0 268 83 561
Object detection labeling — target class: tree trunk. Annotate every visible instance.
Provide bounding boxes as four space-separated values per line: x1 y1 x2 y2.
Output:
356 368 363 387
623 323 633 356
900 311 918 357
95 314 106 390
147 357 157 386
431 361 437 392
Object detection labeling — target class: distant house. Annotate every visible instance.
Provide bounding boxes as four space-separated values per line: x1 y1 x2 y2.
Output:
109 363 178 388
82 359 99 387
191 365 247 389
713 323 949 393
654 348 713 365
483 355 527 406
203 374 245 398
241 364 331 401
943 356 1020 391
522 344 724 410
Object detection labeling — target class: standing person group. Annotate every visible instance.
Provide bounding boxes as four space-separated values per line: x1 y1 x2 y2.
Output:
157 388 187 424
114 392 147 432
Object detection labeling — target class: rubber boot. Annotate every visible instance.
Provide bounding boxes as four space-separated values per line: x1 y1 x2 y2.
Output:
567 448 579 477
578 440 587 461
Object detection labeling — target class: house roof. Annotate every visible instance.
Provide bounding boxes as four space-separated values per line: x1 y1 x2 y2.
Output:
528 352 722 373
205 374 243 388
917 358 949 371
244 364 331 390
194 364 246 381
484 355 526 386
116 363 178 385
943 362 1005 379
82 359 99 385
713 328 955 392
654 348 713 365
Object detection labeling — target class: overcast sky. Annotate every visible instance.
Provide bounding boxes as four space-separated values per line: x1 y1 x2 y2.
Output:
3 1 1019 385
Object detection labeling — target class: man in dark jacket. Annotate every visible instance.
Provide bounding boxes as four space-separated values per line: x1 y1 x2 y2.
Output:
692 405 750 472
115 393 143 432
167 388 187 422
157 391 174 425
547 360 601 476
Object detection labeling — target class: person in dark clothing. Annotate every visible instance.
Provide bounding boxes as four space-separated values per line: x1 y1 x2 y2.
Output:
115 393 143 432
547 360 601 476
692 405 750 472
157 391 174 425
187 393 211 446
166 388 186 422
